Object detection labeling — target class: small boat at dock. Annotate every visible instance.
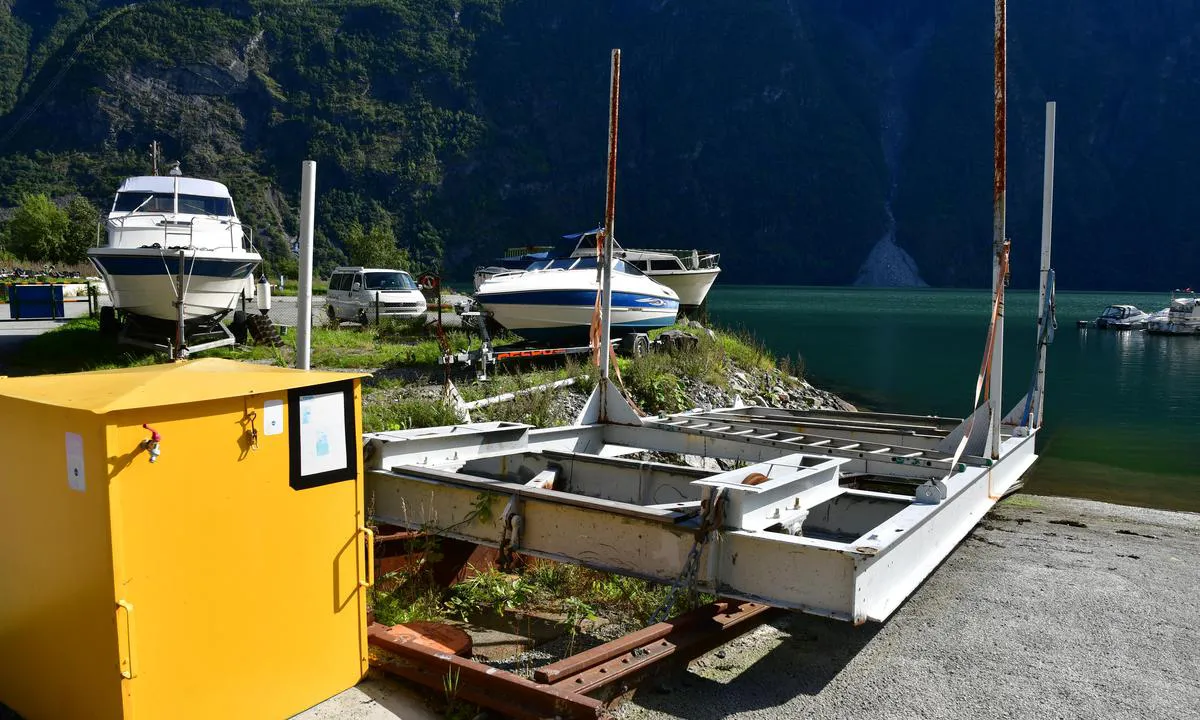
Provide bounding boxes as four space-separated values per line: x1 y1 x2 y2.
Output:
1092 304 1151 330
1146 295 1200 335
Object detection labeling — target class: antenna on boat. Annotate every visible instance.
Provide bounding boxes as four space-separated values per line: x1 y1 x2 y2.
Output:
987 0 1008 460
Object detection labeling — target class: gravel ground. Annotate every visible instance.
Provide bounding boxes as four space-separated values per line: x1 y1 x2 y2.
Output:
616 494 1200 720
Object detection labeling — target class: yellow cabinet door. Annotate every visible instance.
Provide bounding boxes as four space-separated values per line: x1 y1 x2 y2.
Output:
108 394 367 719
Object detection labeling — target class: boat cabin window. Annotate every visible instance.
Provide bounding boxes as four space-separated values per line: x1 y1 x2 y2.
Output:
572 257 598 270
363 271 417 291
615 259 644 276
541 258 577 270
177 194 234 216
113 192 175 213
650 259 682 271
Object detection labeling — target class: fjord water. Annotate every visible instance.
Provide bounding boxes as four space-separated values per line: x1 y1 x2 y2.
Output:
707 286 1200 512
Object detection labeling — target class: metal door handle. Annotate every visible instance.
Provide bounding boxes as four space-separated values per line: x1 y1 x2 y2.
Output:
360 527 375 588
116 600 137 679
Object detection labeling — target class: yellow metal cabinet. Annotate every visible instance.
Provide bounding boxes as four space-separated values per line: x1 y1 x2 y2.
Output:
0 359 370 719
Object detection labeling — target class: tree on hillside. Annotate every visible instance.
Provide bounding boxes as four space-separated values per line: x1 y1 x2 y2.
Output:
4 194 68 262
342 218 413 270
62 196 100 263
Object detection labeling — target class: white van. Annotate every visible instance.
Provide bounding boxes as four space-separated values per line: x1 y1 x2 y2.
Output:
326 266 427 325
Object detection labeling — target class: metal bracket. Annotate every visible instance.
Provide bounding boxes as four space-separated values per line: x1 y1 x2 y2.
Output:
914 479 948 505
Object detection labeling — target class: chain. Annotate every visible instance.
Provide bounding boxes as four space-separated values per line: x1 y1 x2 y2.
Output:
650 488 725 624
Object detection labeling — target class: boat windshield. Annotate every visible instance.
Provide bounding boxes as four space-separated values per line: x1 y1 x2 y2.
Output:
364 271 417 291
113 192 174 213
525 260 551 270
177 194 234 216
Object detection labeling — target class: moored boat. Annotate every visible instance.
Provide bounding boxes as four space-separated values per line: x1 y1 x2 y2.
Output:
1094 304 1151 330
1146 295 1200 335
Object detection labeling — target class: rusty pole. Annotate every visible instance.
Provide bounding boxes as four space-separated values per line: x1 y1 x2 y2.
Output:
988 0 1007 459
598 49 621 418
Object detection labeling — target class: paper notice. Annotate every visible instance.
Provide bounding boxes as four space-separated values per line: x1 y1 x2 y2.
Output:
298 391 347 476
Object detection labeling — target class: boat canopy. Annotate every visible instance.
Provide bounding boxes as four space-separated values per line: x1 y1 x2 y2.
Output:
117 176 233 198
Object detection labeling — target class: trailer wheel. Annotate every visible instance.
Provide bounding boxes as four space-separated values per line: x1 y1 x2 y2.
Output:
619 333 651 358
231 310 249 344
98 306 119 339
632 333 651 358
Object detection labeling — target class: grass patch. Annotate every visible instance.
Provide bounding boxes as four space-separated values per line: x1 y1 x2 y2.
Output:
1000 493 1044 509
363 396 461 432
4 318 160 374
270 278 328 297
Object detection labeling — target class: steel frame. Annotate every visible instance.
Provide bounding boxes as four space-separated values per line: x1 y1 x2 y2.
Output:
364 407 1038 625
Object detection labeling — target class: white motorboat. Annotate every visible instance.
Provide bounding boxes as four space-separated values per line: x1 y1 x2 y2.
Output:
474 256 679 343
1146 295 1200 335
89 171 261 329
1094 304 1151 330
567 229 720 309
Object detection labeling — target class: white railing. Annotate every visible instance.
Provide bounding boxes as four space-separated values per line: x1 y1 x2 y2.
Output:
100 214 254 252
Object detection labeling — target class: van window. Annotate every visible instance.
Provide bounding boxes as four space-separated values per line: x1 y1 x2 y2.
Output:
363 271 418 291
329 273 350 291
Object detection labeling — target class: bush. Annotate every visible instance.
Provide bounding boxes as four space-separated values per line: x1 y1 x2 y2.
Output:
4 193 68 262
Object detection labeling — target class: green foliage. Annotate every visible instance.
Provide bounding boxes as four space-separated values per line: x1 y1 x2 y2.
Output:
363 397 461 433
342 218 412 270
4 193 68 262
444 567 532 621
62 195 99 262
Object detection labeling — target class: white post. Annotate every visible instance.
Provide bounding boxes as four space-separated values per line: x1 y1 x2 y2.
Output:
296 161 316 370
1032 101 1056 428
598 49 621 417
988 0 1007 460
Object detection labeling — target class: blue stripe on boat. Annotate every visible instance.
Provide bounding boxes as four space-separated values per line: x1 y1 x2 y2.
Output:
510 317 676 344
477 289 679 310
91 255 258 279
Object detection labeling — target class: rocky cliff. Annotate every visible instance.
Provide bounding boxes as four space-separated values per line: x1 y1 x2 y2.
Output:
0 1 1196 291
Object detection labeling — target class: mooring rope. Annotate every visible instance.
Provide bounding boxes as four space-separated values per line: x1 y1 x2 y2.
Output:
944 241 1011 477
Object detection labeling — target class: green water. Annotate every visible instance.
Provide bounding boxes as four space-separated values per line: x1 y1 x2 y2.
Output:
706 286 1200 512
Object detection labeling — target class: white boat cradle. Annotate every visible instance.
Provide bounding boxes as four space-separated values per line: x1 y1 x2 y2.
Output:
363 37 1057 625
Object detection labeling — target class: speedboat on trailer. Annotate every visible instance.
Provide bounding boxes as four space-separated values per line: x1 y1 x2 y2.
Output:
566 228 721 310
474 255 679 344
88 171 261 351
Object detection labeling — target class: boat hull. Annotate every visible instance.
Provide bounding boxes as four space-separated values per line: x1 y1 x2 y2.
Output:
478 289 678 343
89 248 260 322
645 268 720 309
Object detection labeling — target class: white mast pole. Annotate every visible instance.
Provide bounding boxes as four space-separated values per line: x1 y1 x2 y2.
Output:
1033 102 1056 428
296 161 316 370
988 0 1007 460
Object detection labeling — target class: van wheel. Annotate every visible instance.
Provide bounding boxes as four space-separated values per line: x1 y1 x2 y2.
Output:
326 303 339 328
357 308 369 327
